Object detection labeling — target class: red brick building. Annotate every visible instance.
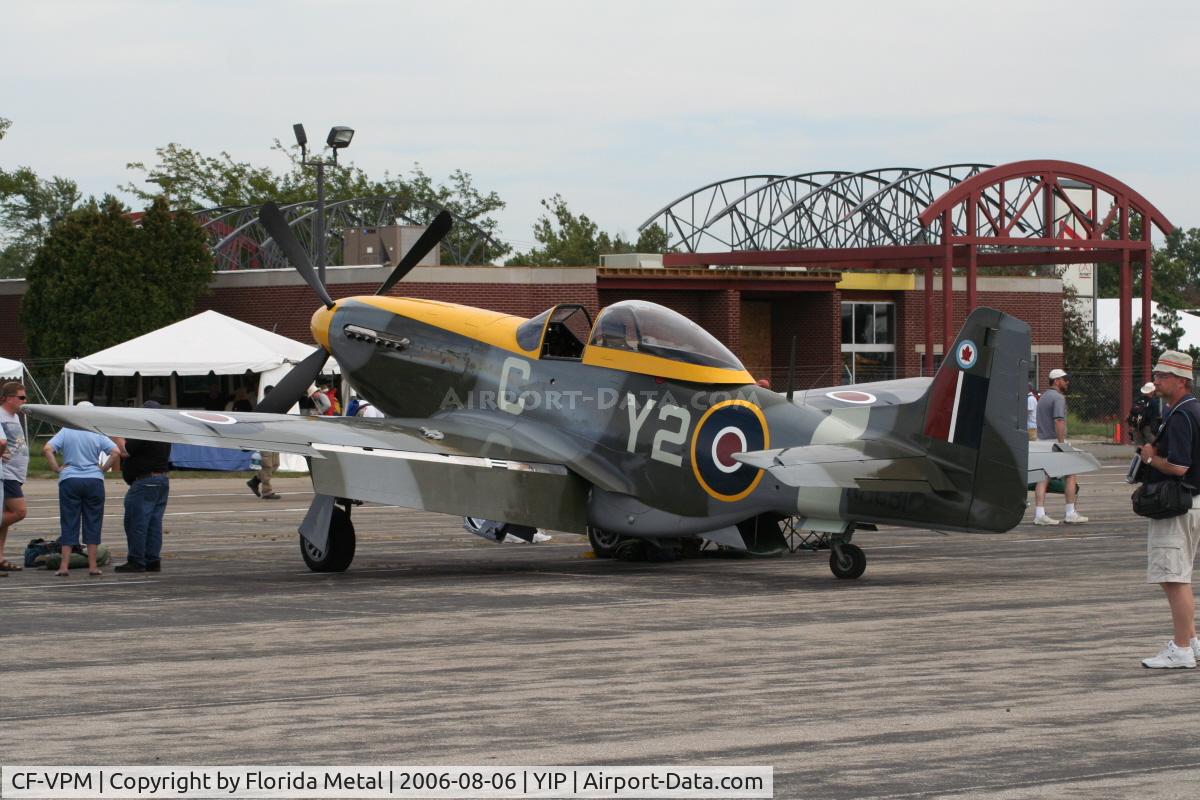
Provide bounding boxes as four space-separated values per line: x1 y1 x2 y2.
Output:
0 264 1063 390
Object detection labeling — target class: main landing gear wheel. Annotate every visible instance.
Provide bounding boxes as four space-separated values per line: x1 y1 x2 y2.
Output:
829 542 866 580
301 506 356 572
587 526 623 558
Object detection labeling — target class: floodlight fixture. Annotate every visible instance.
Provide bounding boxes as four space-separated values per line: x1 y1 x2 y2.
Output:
327 126 354 149
289 122 355 281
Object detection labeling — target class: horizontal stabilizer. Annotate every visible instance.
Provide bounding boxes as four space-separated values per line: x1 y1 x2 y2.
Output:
733 440 955 492
1027 441 1101 484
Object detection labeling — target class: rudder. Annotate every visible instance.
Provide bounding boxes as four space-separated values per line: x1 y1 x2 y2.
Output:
915 308 1031 531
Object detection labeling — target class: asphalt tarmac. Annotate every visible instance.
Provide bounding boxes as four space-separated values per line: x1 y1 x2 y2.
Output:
2 452 1198 799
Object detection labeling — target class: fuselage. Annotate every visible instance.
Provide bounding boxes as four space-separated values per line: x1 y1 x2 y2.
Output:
309 296 1020 537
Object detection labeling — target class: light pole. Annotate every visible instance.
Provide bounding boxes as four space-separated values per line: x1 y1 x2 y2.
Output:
292 123 355 286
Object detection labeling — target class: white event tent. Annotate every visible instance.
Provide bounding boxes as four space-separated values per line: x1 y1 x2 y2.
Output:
64 310 332 471
64 310 326 401
1095 298 1200 352
0 357 23 380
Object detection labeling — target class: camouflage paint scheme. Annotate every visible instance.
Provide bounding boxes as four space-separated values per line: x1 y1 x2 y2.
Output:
28 293 1096 570
317 297 1033 537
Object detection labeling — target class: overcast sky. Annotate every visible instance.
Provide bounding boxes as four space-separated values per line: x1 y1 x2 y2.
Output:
3 0 1196 254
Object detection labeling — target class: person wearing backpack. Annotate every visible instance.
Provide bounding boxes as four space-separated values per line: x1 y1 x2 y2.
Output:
1135 350 1200 669
42 405 120 577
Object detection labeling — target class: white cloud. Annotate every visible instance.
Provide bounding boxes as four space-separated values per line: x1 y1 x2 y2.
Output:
3 0 1197 247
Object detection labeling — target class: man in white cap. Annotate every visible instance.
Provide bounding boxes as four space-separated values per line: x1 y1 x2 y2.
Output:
1128 381 1164 445
1136 349 1200 669
1034 368 1087 524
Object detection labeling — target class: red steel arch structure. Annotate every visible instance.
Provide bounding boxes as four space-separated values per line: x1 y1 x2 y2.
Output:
918 160 1174 427
657 159 1174 428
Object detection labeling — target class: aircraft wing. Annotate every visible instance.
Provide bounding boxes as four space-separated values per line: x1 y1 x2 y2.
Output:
795 376 933 410
1027 441 1102 484
733 438 957 493
24 404 591 533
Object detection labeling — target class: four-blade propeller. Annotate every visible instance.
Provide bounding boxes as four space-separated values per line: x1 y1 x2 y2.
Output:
253 202 453 413
259 202 335 309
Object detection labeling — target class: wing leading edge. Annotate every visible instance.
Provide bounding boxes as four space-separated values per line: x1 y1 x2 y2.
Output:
24 404 589 533
733 439 957 494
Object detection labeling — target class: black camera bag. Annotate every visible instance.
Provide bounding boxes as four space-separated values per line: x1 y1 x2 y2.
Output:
1132 479 1195 519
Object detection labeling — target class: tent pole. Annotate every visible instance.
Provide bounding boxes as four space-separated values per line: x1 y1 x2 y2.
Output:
24 370 50 405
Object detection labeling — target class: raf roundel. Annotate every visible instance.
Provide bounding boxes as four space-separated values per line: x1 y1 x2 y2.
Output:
955 339 979 370
179 410 239 426
690 400 769 502
825 389 877 405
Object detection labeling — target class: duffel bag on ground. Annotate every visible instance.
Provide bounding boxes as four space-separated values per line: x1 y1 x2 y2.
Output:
42 544 111 570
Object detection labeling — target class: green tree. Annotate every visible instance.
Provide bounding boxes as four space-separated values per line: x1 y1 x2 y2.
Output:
22 196 213 359
1062 282 1116 371
1128 305 1200 370
1095 215 1198 307
506 194 673 266
403 165 509 264
0 117 83 277
123 143 509 263
632 222 672 254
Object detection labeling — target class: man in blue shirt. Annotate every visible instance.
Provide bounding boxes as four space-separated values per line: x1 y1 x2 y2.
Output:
43 408 119 576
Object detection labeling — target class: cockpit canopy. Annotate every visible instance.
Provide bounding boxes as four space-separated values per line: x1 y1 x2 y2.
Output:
588 300 745 371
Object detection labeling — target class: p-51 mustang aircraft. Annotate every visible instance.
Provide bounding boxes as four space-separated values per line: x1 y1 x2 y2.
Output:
27 204 1096 579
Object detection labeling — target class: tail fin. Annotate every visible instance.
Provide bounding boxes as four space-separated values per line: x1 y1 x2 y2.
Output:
739 308 1032 533
914 307 1031 531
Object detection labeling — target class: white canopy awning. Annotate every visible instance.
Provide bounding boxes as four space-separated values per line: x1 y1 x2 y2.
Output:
0 357 23 380
65 310 322 377
1096 298 1200 351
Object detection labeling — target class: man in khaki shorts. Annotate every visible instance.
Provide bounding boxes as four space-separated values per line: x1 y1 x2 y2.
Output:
1136 350 1200 669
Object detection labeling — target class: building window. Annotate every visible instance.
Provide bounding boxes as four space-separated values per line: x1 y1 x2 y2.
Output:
919 353 944 376
841 302 895 383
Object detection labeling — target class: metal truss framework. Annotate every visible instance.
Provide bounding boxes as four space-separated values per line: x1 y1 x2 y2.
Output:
640 164 1004 252
649 160 1175 427
918 160 1174 428
192 197 505 272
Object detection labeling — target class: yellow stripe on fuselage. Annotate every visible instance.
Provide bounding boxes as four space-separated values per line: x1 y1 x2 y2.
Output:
336 295 755 385
349 296 539 357
580 347 753 385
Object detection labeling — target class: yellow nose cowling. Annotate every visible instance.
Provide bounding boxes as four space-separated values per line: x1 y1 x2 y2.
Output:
311 305 334 350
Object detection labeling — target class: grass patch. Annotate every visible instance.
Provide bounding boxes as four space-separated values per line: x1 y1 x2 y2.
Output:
1066 412 1115 441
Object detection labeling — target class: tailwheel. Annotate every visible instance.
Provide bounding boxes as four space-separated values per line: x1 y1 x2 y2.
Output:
829 542 866 580
587 526 623 558
680 537 704 558
613 538 649 562
301 505 356 572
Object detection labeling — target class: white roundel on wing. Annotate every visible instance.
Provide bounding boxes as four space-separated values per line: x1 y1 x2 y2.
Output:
179 410 238 425
711 426 748 473
825 390 877 405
